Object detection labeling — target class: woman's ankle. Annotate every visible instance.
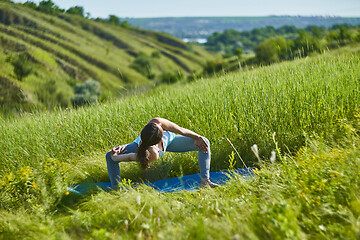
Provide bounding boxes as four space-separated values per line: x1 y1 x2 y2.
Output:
200 178 219 187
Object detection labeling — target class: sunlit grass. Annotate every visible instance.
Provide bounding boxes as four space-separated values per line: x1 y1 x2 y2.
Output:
0 47 359 239
1 49 359 174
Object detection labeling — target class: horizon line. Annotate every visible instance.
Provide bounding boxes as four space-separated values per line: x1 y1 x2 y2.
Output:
120 15 360 19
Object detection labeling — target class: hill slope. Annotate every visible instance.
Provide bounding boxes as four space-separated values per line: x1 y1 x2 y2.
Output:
0 1 215 111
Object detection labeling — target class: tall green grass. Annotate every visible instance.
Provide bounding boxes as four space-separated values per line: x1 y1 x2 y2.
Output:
0 47 359 239
1 125 359 239
1 48 359 176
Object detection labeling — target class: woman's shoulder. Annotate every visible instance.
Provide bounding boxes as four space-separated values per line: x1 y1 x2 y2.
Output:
147 147 159 162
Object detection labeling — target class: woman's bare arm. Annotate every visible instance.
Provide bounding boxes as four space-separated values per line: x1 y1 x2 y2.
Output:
150 117 200 138
150 117 209 153
111 153 137 162
111 147 159 163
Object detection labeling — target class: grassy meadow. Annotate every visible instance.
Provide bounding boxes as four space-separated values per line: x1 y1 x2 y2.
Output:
0 46 359 239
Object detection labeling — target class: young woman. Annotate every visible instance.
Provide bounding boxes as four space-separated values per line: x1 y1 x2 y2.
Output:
105 117 219 189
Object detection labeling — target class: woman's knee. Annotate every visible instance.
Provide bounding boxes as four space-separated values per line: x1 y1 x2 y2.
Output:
105 151 112 161
203 137 210 147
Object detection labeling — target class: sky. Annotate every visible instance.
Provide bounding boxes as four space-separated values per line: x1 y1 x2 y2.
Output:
14 0 360 18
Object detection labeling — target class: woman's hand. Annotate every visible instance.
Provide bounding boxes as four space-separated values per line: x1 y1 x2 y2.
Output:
194 136 209 153
111 145 127 156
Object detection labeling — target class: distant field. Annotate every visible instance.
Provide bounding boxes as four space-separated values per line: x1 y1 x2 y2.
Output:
125 16 360 39
0 46 359 239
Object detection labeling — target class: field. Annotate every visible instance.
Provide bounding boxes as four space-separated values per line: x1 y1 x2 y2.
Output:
0 46 359 239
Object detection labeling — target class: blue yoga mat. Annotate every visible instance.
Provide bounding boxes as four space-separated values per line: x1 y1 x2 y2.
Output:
67 167 255 195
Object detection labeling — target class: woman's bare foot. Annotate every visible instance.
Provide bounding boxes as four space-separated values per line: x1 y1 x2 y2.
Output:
200 178 220 188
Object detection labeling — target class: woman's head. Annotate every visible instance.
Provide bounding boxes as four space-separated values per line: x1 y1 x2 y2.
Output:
137 122 163 169
140 122 163 145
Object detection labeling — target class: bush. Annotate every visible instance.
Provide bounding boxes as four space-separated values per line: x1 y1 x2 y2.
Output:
255 37 292 65
293 30 322 57
71 79 101 107
151 50 161 58
65 6 84 17
35 78 70 109
203 60 224 75
7 53 33 81
36 0 64 15
130 53 154 79
22 1 37 9
160 71 184 84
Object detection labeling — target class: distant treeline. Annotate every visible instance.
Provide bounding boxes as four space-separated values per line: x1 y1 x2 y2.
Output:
205 24 360 65
125 16 360 39
12 0 130 27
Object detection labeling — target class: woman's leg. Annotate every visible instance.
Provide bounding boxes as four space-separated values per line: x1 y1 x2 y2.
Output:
166 135 210 179
105 142 138 189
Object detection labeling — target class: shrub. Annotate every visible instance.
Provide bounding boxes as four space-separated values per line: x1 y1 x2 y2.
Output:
293 30 322 57
160 71 184 84
22 1 37 9
151 50 161 58
7 53 33 81
203 60 224 75
130 53 154 79
71 79 101 107
35 78 70 109
36 0 64 15
65 6 84 17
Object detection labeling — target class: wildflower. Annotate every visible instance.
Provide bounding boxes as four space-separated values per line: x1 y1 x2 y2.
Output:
31 182 36 188
19 166 32 181
124 220 129 231
65 191 70 195
251 144 259 159
319 225 326 231
141 223 150 229
149 206 153 216
136 195 141 205
270 151 276 163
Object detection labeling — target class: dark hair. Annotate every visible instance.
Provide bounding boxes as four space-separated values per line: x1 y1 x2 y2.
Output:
137 122 163 169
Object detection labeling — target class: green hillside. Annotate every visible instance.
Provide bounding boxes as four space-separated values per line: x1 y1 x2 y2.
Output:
0 1 215 113
0 44 359 238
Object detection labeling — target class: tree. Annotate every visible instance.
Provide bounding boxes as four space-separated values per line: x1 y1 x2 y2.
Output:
293 30 321 57
130 53 154 79
306 25 325 38
255 41 278 65
338 25 352 45
235 47 243 59
108 15 120 25
37 0 64 14
66 6 84 17
23 1 37 9
356 29 360 43
255 37 289 65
